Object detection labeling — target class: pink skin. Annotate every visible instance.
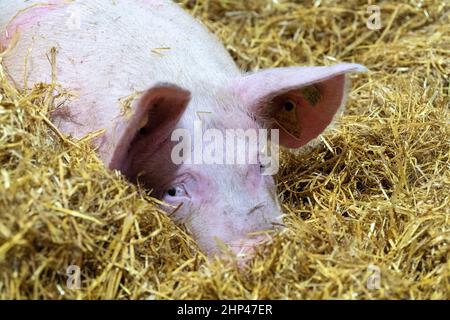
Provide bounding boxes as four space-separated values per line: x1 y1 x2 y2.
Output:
0 1 65 48
1 0 367 258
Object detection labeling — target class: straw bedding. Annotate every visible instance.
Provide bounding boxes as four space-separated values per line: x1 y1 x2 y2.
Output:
0 0 448 299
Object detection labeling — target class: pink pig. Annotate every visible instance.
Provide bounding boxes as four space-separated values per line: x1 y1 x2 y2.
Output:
0 0 366 257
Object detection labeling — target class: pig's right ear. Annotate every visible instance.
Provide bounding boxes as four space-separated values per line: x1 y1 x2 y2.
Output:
108 84 191 171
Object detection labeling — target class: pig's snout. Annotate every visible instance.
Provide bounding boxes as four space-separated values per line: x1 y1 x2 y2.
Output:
226 235 271 259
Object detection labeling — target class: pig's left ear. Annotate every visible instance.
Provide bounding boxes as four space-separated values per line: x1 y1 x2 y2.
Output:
233 63 367 148
108 84 191 171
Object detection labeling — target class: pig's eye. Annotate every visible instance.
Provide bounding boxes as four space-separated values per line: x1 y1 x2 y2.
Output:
165 186 186 198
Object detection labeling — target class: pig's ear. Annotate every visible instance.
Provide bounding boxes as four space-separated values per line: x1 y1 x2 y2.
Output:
233 63 367 148
108 84 191 171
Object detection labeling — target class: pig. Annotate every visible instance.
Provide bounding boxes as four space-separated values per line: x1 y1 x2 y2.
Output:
0 0 366 257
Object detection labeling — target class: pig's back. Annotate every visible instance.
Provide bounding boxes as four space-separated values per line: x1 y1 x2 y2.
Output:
0 0 240 139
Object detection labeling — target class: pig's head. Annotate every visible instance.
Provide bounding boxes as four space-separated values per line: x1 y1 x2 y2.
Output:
108 63 366 257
